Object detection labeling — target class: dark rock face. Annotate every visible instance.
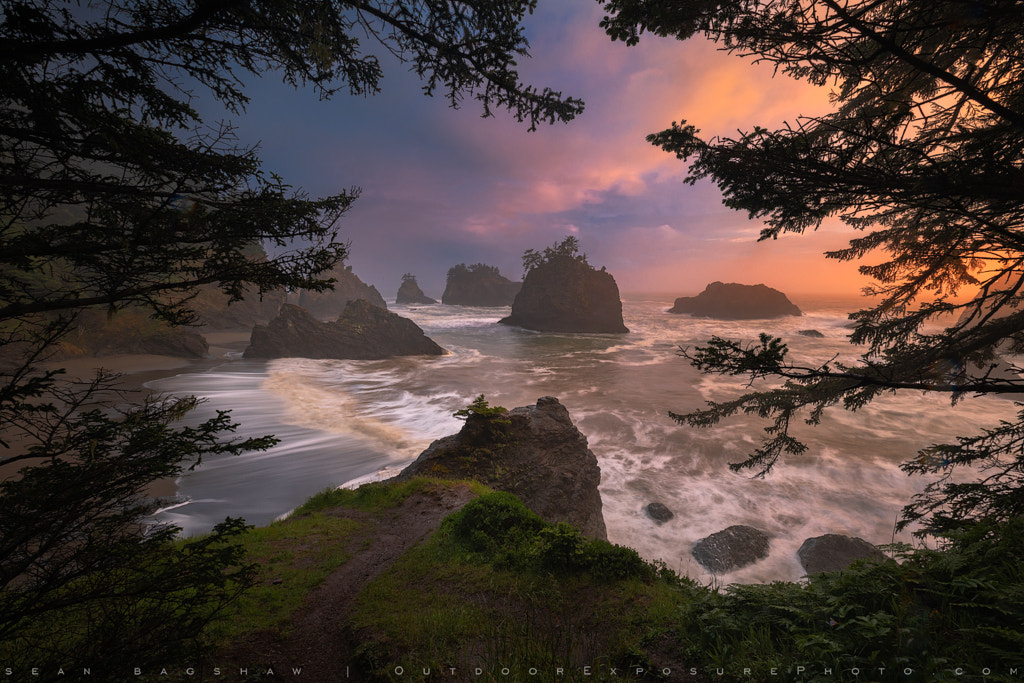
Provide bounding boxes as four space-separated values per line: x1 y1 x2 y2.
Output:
243 301 445 360
499 256 629 333
193 285 287 331
442 263 521 306
797 534 887 574
669 282 802 319
397 396 607 540
56 308 209 359
396 277 437 305
692 525 770 573
645 502 674 524
297 265 387 319
798 329 826 338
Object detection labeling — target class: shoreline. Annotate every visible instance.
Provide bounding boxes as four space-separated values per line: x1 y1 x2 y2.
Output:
39 331 253 502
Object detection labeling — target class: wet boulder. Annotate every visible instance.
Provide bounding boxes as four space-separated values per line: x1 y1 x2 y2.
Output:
692 525 771 573
797 534 887 574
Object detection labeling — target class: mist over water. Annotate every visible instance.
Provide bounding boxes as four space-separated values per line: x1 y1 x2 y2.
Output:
148 294 1018 583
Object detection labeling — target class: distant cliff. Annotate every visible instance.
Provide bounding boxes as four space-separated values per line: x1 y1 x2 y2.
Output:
442 263 521 306
297 265 386 318
669 282 801 319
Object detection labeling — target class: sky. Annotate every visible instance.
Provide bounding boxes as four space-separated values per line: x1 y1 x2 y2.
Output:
221 0 871 300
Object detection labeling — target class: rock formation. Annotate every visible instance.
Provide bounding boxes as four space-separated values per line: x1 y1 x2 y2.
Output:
396 396 607 540
193 284 287 331
797 329 826 338
57 308 209 359
297 265 387 318
669 282 802 319
442 263 521 306
243 301 445 360
645 502 674 524
691 525 771 573
797 534 887 574
499 256 629 333
396 274 437 305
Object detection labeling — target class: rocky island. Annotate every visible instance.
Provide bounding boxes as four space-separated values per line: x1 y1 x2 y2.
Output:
395 273 437 304
441 263 521 306
243 300 445 359
499 236 628 333
669 281 802 319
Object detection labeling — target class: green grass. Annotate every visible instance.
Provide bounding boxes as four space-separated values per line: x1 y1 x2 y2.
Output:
294 476 491 514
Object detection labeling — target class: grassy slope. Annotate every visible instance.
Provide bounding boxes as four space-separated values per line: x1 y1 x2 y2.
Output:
209 479 1024 683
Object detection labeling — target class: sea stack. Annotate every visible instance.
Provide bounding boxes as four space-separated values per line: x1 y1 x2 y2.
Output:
396 274 437 305
243 301 445 359
499 255 628 333
441 263 521 306
668 282 801 319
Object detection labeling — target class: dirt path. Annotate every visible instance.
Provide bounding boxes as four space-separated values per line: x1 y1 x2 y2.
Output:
216 484 476 681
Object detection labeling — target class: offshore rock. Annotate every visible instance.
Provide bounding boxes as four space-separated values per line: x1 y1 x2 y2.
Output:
243 301 445 360
645 502 675 524
297 265 387 319
692 525 770 573
499 256 629 333
798 329 826 338
797 534 887 574
397 396 608 540
396 276 437 305
669 282 802 319
442 263 521 306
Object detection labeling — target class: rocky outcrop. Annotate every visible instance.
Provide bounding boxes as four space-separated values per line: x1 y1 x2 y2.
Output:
669 282 802 319
692 525 770 573
442 263 521 306
798 329 825 338
297 265 387 319
645 502 674 524
797 534 887 574
396 396 607 540
243 301 445 360
396 275 437 305
192 285 287 331
56 308 209 359
499 256 628 333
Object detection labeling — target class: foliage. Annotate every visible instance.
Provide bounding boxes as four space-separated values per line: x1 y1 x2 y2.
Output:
669 518 1024 681
446 262 505 280
522 235 590 275
0 0 583 670
600 0 1024 536
453 393 509 421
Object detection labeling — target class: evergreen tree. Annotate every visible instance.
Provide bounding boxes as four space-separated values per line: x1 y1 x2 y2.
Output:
0 0 582 672
599 0 1024 537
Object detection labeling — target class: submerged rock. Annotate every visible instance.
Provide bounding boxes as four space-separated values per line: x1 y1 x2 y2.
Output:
396 274 437 305
297 265 387 318
798 329 826 338
243 301 445 360
442 263 521 306
499 256 628 333
397 396 607 540
645 502 675 524
669 282 801 319
692 525 770 573
797 534 887 574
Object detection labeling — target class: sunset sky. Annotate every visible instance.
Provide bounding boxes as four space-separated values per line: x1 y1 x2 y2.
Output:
223 0 871 300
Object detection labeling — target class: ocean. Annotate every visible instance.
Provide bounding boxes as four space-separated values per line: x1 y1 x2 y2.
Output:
148 294 1017 584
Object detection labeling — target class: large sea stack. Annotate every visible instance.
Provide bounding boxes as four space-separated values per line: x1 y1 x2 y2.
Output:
243 301 445 359
396 274 437 305
297 265 387 318
499 255 628 333
669 282 802 319
396 396 607 540
442 263 521 306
